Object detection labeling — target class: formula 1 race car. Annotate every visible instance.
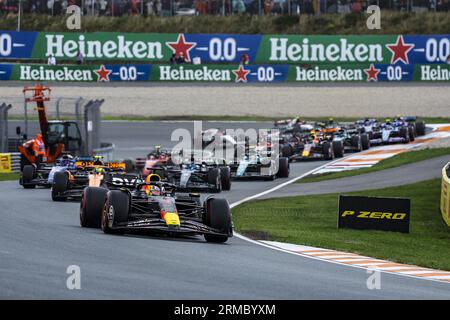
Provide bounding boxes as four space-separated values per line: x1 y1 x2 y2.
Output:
229 150 289 180
317 121 370 153
280 130 343 161
51 156 138 201
79 178 233 243
133 146 174 177
367 117 425 146
161 162 227 193
20 154 77 189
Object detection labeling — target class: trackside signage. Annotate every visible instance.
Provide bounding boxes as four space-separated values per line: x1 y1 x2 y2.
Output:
1 31 450 65
338 195 410 233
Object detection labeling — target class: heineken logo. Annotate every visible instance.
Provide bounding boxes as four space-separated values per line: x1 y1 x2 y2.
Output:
269 35 415 65
420 65 450 81
45 34 163 59
20 65 94 81
295 66 364 82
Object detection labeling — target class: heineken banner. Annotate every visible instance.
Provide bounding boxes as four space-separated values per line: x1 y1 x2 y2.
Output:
1 63 450 82
1 31 450 65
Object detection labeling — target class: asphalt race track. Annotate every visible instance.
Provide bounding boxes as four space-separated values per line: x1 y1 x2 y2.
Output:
1 121 450 299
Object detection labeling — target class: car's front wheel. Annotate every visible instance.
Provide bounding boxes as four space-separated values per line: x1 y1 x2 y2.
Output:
101 190 129 235
204 198 232 243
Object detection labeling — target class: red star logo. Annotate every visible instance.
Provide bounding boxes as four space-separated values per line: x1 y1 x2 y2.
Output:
364 64 380 82
386 35 414 64
95 65 112 82
232 65 250 83
166 34 196 62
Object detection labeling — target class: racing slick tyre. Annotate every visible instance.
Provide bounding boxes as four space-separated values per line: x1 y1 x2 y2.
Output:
101 190 129 235
408 126 416 142
350 135 362 152
219 166 232 191
22 165 36 189
399 127 410 143
332 140 344 158
416 121 426 136
80 187 108 228
52 172 68 201
361 133 370 150
277 157 290 178
322 142 334 160
281 144 293 158
20 154 31 171
204 198 232 243
207 168 222 193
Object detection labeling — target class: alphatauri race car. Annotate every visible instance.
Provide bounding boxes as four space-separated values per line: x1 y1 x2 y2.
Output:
79 176 233 243
51 156 138 201
20 154 77 189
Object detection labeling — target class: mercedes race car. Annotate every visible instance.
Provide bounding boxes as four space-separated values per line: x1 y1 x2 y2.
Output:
20 154 77 189
51 156 138 201
229 150 289 180
80 177 233 243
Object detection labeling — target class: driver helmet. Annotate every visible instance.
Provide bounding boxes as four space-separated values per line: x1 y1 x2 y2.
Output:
60 154 74 166
93 155 104 165
94 167 104 175
145 174 162 196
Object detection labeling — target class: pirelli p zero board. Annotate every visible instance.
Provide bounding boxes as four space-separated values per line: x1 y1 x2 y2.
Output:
338 195 410 233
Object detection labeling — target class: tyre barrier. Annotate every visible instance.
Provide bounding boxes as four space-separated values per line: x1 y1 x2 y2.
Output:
440 162 450 228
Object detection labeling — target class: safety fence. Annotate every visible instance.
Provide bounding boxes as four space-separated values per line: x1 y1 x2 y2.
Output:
0 152 20 173
0 103 12 153
440 162 450 227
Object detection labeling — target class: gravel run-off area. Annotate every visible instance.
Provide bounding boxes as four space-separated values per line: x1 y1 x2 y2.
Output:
1 83 450 118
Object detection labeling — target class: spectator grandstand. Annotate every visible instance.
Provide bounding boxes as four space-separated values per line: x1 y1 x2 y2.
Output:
0 0 448 16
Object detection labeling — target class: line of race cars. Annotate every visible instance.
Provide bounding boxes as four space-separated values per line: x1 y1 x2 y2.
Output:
274 116 426 161
18 116 427 244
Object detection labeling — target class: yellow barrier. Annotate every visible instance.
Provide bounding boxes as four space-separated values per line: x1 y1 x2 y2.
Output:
0 153 12 173
440 163 450 227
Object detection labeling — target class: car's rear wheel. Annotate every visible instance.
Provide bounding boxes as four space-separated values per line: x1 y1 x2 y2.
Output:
332 141 344 158
207 168 221 193
322 142 334 160
281 144 293 158
361 133 370 150
204 198 232 243
277 157 290 178
399 127 410 143
22 165 36 188
101 190 129 235
219 166 231 191
416 121 426 136
351 135 362 152
52 171 68 201
408 126 416 142
80 187 108 228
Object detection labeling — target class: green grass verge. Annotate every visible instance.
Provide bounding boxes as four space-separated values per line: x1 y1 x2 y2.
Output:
2 12 450 34
233 179 450 271
299 147 450 184
0 173 20 181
